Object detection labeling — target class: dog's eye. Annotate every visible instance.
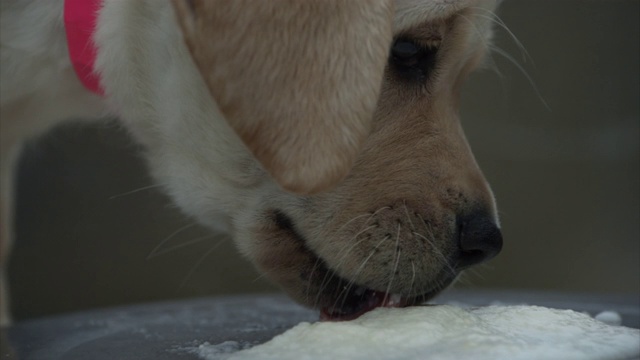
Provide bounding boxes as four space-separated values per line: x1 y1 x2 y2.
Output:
390 38 439 82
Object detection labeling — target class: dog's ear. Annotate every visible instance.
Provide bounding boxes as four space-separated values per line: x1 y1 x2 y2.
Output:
171 0 394 194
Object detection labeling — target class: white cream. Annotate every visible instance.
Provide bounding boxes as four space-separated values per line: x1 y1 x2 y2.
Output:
214 305 640 360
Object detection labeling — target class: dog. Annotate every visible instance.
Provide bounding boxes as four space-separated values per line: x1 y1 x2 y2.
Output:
0 0 503 324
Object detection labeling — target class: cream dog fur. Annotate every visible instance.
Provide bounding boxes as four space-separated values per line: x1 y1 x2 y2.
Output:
0 0 503 324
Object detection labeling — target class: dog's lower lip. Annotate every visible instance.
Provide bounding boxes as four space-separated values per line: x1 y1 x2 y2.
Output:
317 270 457 322
319 288 408 322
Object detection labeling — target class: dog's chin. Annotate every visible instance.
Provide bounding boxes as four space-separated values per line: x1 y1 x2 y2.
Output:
251 210 457 322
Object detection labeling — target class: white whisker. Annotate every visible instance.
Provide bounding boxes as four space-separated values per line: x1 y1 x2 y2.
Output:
179 237 227 289
251 271 271 283
108 184 163 200
334 212 373 234
147 222 198 259
314 269 337 308
470 9 534 65
489 45 551 111
460 10 550 111
305 257 322 303
402 201 415 231
332 225 377 266
334 234 393 310
383 224 402 303
331 206 391 268
413 230 456 277
458 14 491 51
415 214 457 277
314 207 390 307
147 234 216 259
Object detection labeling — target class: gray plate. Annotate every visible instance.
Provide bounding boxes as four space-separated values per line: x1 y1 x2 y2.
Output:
2 289 639 360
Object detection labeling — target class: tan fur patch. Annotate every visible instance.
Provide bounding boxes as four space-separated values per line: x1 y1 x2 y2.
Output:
172 0 395 194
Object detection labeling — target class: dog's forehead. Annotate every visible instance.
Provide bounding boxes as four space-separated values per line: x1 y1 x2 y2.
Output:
393 0 498 33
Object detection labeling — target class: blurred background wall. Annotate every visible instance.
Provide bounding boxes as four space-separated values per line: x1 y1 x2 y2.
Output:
7 0 639 320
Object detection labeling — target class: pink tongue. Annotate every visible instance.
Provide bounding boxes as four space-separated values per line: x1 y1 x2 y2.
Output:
320 291 404 322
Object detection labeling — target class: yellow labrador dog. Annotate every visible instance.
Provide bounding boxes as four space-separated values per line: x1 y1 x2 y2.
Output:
0 0 502 324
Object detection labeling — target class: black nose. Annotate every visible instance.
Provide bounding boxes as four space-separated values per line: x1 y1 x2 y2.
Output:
455 211 503 270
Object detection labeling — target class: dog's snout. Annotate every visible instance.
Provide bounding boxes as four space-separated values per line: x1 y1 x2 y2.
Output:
456 211 503 270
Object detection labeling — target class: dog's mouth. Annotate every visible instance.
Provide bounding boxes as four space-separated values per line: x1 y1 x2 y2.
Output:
270 210 454 322
319 286 413 321
318 276 453 321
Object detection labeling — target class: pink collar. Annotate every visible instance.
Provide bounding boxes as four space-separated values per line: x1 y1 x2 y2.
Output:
64 0 104 96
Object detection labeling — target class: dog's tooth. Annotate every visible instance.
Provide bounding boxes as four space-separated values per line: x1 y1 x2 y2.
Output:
387 294 402 306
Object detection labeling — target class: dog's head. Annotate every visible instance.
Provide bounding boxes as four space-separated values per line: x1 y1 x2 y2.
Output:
170 0 502 320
